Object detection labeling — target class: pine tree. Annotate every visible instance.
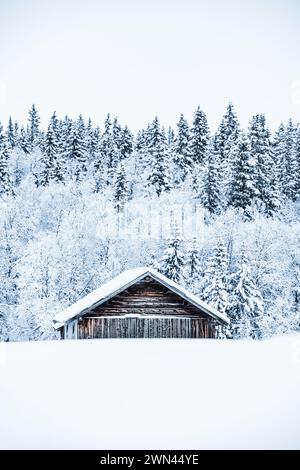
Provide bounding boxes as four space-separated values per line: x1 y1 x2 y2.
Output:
64 119 87 182
294 126 300 197
185 238 202 289
229 247 264 339
202 137 223 216
7 116 17 149
158 228 185 283
147 117 171 196
27 104 41 149
120 126 133 159
213 102 240 202
167 127 175 146
272 123 286 197
173 114 193 182
282 119 298 200
40 120 62 185
248 114 280 215
0 126 12 196
190 106 209 165
229 132 257 217
113 163 128 212
200 238 228 315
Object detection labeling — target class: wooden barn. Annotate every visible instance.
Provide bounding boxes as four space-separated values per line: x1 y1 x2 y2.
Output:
53 267 229 339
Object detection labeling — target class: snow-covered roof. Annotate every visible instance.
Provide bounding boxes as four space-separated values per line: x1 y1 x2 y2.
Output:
53 267 230 328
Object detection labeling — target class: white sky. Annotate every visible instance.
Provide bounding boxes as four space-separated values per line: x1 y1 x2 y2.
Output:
0 0 299 132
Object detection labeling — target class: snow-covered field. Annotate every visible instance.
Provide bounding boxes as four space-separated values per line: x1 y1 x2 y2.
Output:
0 336 300 450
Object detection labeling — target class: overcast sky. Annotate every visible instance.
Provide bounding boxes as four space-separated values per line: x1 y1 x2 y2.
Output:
0 0 299 132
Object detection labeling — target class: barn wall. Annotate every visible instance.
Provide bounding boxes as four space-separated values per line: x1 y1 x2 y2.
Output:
78 316 216 339
76 277 217 339
89 278 209 317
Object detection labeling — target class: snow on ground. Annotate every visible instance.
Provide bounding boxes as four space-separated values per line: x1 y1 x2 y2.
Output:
0 336 300 449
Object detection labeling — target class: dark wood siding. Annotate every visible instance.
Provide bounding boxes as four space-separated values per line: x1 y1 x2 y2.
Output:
76 277 217 339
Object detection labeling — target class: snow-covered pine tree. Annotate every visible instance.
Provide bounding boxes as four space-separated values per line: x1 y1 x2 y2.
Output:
147 117 171 196
120 125 133 159
281 119 298 201
158 227 185 283
229 132 257 217
294 126 300 197
113 162 128 212
7 116 17 149
167 127 175 146
272 123 286 197
39 120 62 185
214 102 240 203
248 114 280 215
173 114 193 182
27 104 41 150
201 137 223 217
200 237 228 315
185 238 202 289
229 247 264 339
65 118 87 182
190 106 209 165
0 125 13 196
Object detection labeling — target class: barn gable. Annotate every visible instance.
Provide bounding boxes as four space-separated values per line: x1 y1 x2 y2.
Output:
53 267 229 330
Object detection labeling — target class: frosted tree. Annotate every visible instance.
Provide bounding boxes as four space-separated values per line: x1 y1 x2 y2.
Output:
7 116 17 149
281 119 298 200
64 120 87 181
0 126 13 196
100 114 116 181
294 127 300 197
248 114 280 215
190 106 209 165
272 123 286 197
147 117 171 196
173 114 193 182
39 120 62 185
229 248 264 339
27 104 41 149
201 137 224 216
113 162 128 212
158 228 185 283
229 132 257 217
185 238 202 289
200 238 228 315
120 125 133 159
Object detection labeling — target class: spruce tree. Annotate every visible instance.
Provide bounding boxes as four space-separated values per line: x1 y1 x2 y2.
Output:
200 238 228 315
7 116 16 149
65 119 87 182
158 228 185 283
202 137 223 216
294 126 300 197
173 114 193 182
229 247 264 339
0 128 12 196
248 114 280 215
282 119 298 200
185 238 202 289
27 104 40 149
147 117 171 196
190 106 209 165
229 132 257 217
120 126 133 159
113 163 128 212
40 121 62 185
272 123 286 196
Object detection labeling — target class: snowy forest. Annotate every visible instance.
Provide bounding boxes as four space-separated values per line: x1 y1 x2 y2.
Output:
0 102 300 341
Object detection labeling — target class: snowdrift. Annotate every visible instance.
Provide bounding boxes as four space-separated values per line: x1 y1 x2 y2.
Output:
0 336 300 449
